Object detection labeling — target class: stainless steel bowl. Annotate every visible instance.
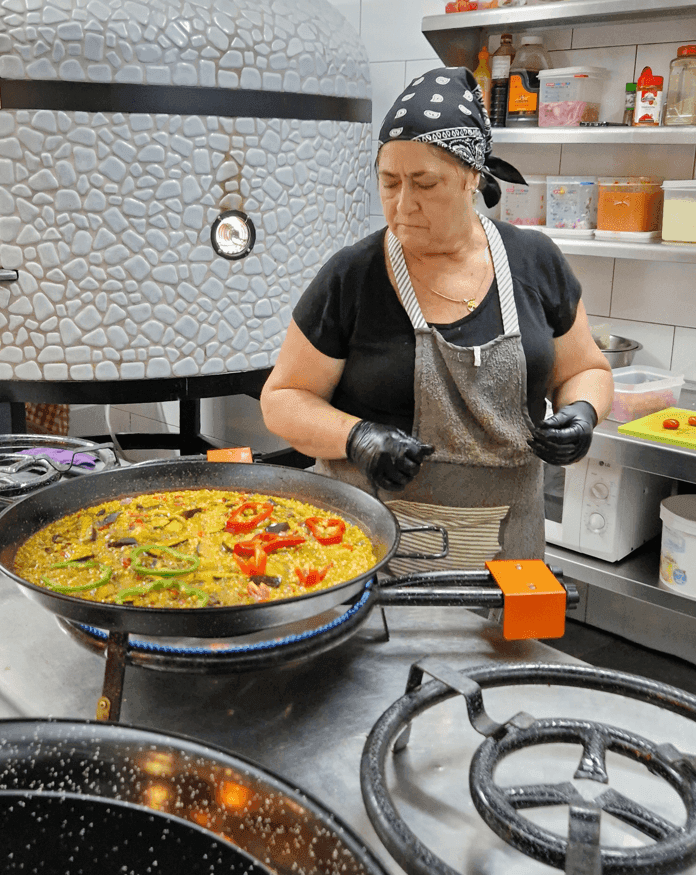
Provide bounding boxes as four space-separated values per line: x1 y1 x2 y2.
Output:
595 335 643 369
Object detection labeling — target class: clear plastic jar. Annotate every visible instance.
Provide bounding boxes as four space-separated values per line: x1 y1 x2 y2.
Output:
664 45 696 126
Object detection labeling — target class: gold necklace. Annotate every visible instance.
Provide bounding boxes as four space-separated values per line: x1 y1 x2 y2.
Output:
407 247 492 313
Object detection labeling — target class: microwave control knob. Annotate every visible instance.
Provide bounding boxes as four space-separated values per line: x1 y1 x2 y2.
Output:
588 512 606 532
590 482 609 500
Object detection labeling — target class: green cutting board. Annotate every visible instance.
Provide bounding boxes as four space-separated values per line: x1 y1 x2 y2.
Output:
617 407 696 449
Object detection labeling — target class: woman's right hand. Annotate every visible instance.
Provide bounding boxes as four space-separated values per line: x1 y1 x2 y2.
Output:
346 421 434 491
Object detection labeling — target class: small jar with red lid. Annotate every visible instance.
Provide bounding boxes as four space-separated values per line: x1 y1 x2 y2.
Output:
633 66 664 126
664 45 696 126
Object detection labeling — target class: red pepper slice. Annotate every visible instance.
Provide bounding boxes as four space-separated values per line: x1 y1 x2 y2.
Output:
261 532 306 552
225 501 273 534
305 517 346 546
247 581 271 602
234 532 306 556
294 564 332 588
234 542 267 576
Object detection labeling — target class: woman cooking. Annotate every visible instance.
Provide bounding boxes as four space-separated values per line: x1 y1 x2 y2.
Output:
260 66 613 570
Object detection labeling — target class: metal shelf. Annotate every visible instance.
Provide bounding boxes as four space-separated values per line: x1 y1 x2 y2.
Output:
546 539 696 665
492 126 696 145
422 0 696 67
543 236 696 263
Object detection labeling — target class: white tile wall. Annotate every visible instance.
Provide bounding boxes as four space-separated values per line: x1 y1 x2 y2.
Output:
65 0 696 450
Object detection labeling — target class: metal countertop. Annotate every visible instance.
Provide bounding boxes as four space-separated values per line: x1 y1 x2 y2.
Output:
4 581 696 873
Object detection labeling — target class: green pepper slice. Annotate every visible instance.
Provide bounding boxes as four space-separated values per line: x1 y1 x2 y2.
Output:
114 579 209 607
41 561 113 594
129 544 200 578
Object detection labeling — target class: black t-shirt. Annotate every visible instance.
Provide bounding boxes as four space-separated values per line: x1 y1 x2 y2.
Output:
293 220 582 432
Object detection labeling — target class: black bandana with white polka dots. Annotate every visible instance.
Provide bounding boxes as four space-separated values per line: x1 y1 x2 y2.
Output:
377 66 526 207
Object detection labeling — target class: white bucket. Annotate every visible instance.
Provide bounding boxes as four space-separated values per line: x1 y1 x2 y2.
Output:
659 495 696 597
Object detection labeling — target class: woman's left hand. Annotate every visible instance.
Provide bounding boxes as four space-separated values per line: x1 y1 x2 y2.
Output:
527 401 598 466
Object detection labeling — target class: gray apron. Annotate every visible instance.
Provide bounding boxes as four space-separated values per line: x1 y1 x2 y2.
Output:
316 214 545 573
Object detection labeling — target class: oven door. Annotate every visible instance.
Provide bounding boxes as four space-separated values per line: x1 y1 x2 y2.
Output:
543 459 590 553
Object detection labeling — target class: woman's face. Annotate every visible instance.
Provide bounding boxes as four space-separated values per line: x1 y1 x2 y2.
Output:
377 140 479 255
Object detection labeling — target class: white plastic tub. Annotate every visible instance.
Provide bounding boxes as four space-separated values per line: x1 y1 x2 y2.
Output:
538 66 608 127
608 365 685 423
661 180 696 243
500 176 546 225
659 495 696 597
546 177 598 231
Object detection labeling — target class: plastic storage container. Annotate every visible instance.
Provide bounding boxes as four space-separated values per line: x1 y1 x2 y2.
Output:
500 175 546 225
545 177 598 234
608 365 685 423
664 45 696 126
661 180 696 243
538 66 608 127
596 177 663 234
659 495 696 598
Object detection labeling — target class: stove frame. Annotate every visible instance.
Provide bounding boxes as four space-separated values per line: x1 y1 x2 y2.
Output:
361 659 696 875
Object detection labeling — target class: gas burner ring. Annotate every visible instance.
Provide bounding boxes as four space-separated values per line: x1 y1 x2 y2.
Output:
361 661 696 875
470 716 696 875
0 454 61 496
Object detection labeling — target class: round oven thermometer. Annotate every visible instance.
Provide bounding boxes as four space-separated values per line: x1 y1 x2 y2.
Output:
211 210 256 260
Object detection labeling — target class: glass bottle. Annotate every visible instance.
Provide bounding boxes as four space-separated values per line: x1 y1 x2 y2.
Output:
490 34 515 127
506 35 552 127
664 45 696 126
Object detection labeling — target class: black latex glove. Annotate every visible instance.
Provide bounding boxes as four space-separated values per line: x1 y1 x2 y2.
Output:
346 420 434 491
527 401 598 466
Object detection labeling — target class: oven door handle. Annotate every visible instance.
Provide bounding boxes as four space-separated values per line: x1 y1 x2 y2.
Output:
393 522 448 561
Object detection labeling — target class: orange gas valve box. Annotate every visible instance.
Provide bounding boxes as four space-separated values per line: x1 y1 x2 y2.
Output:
486 559 567 641
206 447 254 463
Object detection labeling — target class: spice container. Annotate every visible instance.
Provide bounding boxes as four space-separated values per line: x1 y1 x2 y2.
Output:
623 83 637 125
664 45 696 125
634 66 664 126
500 176 546 225
596 177 663 233
546 177 598 234
538 67 608 127
661 180 696 243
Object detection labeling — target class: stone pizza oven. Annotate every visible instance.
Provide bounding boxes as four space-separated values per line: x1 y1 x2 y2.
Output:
0 0 371 384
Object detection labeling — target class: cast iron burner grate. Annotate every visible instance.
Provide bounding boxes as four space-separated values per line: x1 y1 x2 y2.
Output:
0 438 118 506
361 659 696 875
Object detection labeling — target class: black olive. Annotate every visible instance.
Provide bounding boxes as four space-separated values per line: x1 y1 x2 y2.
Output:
250 574 281 588
265 522 290 534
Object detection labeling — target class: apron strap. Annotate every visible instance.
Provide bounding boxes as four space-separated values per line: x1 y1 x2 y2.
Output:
387 231 428 330
387 217 521 336
477 213 520 336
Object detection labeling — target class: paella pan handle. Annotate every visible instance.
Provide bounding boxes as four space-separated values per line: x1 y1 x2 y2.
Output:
393 523 448 561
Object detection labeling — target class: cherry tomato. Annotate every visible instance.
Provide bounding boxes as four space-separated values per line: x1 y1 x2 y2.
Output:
663 418 680 430
689 416 696 427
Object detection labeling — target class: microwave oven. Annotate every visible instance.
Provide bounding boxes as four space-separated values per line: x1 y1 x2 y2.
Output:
544 457 673 563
